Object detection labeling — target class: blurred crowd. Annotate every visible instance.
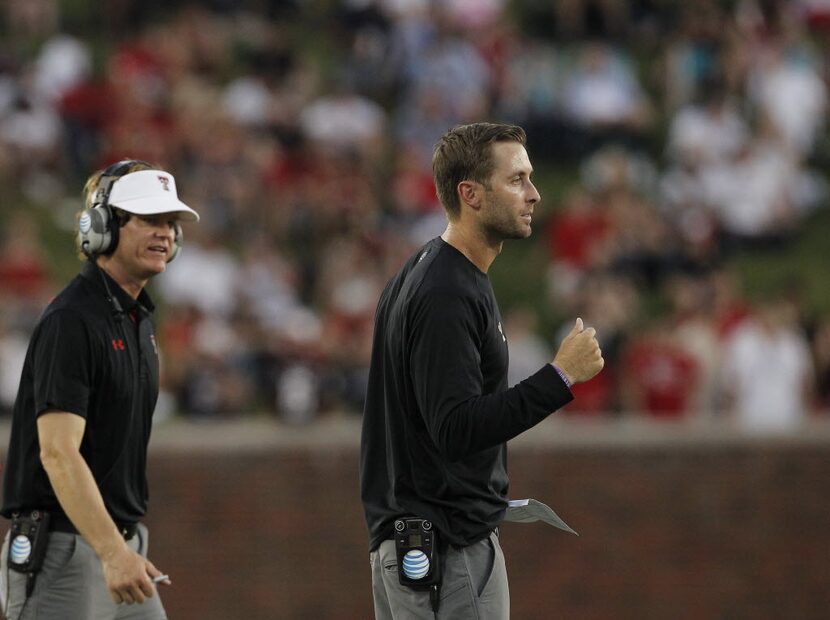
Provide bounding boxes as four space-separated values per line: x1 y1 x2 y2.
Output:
0 0 829 431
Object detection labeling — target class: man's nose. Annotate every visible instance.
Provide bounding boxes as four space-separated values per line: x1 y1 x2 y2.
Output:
527 182 541 203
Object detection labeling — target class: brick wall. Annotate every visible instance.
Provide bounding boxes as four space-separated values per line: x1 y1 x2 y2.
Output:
3 420 829 619
131 423 830 620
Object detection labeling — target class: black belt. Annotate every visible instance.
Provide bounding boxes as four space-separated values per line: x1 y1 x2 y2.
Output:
48 512 138 541
385 526 497 544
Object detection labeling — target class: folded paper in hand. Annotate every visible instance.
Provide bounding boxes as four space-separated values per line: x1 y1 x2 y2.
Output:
504 498 578 536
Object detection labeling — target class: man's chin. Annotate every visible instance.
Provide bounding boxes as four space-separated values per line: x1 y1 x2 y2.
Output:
509 225 532 240
142 260 167 277
487 222 533 242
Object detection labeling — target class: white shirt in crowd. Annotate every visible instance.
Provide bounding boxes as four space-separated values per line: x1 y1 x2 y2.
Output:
722 314 812 432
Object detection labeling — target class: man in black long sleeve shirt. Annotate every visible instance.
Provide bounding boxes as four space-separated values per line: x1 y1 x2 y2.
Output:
361 123 604 619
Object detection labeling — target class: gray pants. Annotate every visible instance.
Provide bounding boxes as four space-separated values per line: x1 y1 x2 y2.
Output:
0 523 166 620
371 530 509 619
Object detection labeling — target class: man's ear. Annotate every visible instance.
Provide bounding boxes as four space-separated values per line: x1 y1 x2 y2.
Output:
458 180 482 211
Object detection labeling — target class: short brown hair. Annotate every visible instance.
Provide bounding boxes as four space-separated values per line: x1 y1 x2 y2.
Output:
432 123 527 219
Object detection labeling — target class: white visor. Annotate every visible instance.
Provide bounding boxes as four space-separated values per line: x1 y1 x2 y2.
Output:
107 170 200 222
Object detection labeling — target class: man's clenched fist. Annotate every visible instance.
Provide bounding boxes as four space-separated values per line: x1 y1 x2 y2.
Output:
552 318 604 385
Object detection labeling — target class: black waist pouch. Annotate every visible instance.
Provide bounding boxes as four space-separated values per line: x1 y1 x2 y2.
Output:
8 510 51 575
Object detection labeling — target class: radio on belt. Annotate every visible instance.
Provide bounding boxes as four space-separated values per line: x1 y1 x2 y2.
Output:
393 517 441 588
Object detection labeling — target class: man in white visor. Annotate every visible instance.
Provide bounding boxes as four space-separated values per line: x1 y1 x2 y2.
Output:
0 159 199 620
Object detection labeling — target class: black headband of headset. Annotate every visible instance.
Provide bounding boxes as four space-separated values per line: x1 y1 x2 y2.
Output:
93 159 154 211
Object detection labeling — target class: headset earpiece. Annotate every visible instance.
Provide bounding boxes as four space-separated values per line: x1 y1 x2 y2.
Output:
78 204 118 257
167 222 183 263
77 159 148 258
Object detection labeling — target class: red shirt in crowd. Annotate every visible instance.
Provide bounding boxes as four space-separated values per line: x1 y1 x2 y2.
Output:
621 340 699 417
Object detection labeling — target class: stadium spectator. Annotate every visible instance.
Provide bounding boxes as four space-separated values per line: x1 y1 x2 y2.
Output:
747 35 827 157
665 79 749 166
721 293 814 431
619 318 700 418
810 315 830 412
0 211 51 308
545 187 612 309
661 1 729 109
665 273 721 413
0 312 28 416
299 73 387 162
561 41 653 154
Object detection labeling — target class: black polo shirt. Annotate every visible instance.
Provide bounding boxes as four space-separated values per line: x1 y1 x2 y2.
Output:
2 260 160 524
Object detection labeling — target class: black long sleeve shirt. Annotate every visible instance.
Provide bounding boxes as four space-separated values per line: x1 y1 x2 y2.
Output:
360 238 573 550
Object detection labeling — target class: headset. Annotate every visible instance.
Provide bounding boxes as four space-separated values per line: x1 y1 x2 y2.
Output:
77 159 183 262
